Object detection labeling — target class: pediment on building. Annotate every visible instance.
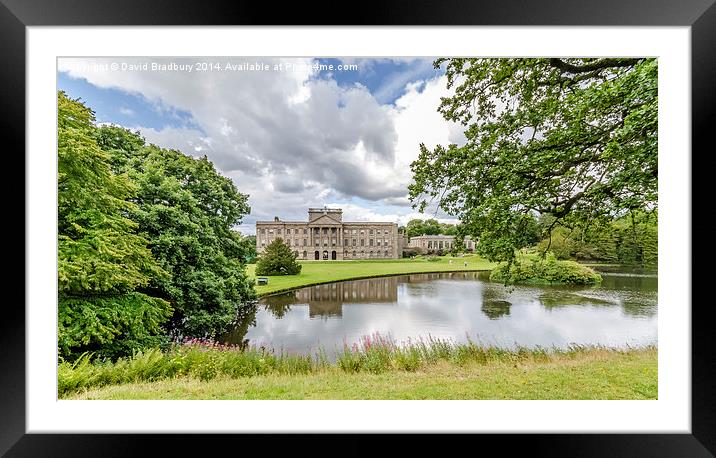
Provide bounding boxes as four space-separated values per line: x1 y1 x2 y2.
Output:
308 214 342 225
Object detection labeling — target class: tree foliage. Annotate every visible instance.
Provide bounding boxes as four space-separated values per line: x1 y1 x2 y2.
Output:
94 126 256 337
448 236 466 255
57 92 171 360
405 218 458 238
409 58 658 262
255 238 303 276
536 211 657 266
614 211 657 266
241 234 258 263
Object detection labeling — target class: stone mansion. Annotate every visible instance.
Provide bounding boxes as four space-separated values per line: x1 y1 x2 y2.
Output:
256 207 400 260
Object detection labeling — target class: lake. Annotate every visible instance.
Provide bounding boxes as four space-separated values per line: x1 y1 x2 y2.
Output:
219 269 657 356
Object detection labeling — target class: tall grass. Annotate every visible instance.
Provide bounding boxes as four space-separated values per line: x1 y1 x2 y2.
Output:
58 334 655 397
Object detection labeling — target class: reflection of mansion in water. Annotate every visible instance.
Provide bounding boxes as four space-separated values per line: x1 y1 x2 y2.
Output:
295 277 398 317
256 207 400 260
262 272 481 319
407 234 476 252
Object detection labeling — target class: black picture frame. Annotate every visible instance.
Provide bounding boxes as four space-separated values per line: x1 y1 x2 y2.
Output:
4 0 712 455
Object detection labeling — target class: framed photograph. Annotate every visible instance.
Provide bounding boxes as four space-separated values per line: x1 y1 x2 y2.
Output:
7 0 713 454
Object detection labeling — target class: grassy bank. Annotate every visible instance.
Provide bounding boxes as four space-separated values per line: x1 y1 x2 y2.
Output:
66 349 656 400
248 255 496 296
59 336 656 400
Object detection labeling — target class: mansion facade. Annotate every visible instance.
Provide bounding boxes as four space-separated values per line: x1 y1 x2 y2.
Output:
256 207 400 260
407 234 476 252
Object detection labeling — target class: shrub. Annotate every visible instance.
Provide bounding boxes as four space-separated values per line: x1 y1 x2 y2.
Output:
337 343 364 373
360 333 395 374
401 247 421 258
58 294 172 361
490 255 602 285
394 347 421 371
255 238 302 276
426 256 440 262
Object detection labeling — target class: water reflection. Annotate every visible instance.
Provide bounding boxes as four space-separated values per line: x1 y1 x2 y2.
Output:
219 270 658 356
263 277 399 319
480 282 512 319
481 300 511 319
302 277 397 318
263 294 295 319
538 291 615 308
219 304 257 350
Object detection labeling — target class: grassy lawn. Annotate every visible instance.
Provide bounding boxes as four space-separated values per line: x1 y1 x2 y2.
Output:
249 255 497 296
66 347 656 400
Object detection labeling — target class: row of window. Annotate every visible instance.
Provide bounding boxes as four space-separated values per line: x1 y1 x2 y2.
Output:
259 227 392 236
346 238 390 246
291 250 393 259
263 239 331 247
260 237 392 247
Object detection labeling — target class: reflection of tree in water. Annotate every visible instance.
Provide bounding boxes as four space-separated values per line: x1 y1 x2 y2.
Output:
619 300 658 318
404 272 480 284
403 272 481 297
598 274 658 292
481 286 511 319
537 289 657 318
262 292 297 319
538 290 615 309
216 303 259 348
481 300 511 319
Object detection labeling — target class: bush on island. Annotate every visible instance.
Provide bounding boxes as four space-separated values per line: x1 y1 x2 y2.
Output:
490 254 601 285
255 238 302 276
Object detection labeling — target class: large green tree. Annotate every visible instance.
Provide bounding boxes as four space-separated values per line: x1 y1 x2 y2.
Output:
94 126 256 337
409 58 658 262
57 92 171 360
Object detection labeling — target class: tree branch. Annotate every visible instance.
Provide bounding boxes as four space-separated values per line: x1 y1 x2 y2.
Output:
548 58 642 74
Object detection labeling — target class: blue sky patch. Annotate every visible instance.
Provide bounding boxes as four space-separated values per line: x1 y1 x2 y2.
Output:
315 58 442 105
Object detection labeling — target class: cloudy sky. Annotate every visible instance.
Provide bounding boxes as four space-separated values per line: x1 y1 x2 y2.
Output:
58 57 466 234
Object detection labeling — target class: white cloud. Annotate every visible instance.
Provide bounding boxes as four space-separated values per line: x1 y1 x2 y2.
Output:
386 74 465 197
138 126 212 156
119 107 135 116
326 202 459 227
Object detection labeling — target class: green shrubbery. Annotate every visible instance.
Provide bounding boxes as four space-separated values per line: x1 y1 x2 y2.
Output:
255 238 302 276
58 339 318 396
490 255 602 285
58 294 173 361
401 247 421 258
